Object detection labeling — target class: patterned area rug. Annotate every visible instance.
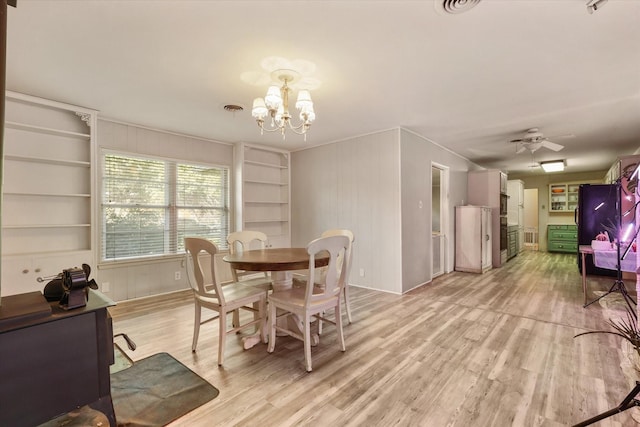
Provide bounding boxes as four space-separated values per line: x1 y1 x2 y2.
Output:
41 352 219 427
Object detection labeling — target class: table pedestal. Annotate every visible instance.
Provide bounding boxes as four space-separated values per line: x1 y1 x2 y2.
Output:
223 248 329 348
271 271 319 345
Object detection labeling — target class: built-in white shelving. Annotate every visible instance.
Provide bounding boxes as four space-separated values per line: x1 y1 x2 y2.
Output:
235 143 291 248
2 91 97 296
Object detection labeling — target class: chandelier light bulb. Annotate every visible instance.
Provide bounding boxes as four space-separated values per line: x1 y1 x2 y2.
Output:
300 107 315 123
295 90 313 111
274 104 284 126
264 86 282 110
251 98 268 119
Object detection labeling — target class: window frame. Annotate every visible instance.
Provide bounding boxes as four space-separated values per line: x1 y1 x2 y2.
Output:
99 149 230 263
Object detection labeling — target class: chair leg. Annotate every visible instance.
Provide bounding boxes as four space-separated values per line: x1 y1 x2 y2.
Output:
259 296 267 344
233 309 240 332
336 302 345 352
343 285 352 324
304 314 313 372
267 301 277 353
218 311 227 366
192 301 201 352
253 301 261 334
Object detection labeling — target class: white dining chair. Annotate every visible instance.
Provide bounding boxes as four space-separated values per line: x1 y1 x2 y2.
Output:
226 230 272 285
185 237 268 366
293 229 355 325
226 231 272 329
267 234 350 372
320 229 354 324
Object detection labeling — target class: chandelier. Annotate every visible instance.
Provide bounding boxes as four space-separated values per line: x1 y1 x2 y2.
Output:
251 69 315 140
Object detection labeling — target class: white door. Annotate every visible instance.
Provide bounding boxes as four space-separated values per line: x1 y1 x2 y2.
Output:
524 189 539 250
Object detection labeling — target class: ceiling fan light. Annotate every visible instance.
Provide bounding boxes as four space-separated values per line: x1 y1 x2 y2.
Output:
540 160 565 173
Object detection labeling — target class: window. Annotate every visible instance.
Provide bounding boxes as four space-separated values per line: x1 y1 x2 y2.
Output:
101 152 229 261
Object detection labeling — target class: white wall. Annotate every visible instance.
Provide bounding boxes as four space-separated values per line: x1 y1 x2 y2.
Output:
400 129 475 292
95 119 234 301
291 128 476 294
291 130 402 293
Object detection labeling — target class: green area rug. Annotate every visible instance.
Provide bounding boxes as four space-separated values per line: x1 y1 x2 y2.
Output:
42 352 219 427
111 352 219 426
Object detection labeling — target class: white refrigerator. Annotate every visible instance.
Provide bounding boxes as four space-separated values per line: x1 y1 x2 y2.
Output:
455 206 493 273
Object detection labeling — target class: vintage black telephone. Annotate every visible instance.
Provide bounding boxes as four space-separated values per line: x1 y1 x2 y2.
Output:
43 263 99 310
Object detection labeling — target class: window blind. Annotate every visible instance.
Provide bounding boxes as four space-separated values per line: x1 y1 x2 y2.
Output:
102 153 229 261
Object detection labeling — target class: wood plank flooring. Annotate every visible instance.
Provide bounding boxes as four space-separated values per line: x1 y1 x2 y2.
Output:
109 250 640 426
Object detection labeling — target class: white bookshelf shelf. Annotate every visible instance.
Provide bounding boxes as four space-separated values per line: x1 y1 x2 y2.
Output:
244 159 288 169
6 120 90 139
5 154 90 168
244 179 288 186
3 192 91 198
245 200 288 204
2 224 91 229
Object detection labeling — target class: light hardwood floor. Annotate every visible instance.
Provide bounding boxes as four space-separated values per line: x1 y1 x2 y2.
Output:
109 250 639 426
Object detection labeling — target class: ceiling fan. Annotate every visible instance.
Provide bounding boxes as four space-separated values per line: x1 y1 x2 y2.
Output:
509 128 568 154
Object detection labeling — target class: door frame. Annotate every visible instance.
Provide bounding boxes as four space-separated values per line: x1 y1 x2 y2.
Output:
431 162 450 278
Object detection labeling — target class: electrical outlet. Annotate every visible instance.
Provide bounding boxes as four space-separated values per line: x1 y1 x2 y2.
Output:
102 282 110 293
359 268 365 277
174 271 181 280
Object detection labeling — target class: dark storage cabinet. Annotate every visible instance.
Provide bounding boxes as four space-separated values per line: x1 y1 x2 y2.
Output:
507 225 518 260
0 290 116 427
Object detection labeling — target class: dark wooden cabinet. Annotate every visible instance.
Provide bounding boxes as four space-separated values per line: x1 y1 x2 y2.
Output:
0 289 116 427
507 225 518 260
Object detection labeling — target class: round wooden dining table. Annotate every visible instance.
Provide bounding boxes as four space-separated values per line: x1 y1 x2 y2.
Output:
223 247 330 346
223 247 329 291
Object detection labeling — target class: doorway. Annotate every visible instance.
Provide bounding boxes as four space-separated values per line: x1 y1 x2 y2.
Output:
432 163 449 278
524 188 539 250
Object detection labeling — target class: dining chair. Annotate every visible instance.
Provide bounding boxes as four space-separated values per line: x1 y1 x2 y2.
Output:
293 229 355 325
320 229 354 324
226 230 271 285
267 234 350 372
226 230 273 329
184 237 268 366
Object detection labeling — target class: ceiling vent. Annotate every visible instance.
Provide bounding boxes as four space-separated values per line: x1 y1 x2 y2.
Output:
223 104 244 113
439 0 482 14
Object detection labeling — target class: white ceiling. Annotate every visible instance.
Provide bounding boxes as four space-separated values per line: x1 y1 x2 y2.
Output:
5 0 640 175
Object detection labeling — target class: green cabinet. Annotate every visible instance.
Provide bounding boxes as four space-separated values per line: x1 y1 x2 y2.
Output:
547 224 577 253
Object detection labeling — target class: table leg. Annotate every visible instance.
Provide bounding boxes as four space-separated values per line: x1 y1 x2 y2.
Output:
271 271 293 291
241 301 267 350
242 334 262 350
582 252 588 306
